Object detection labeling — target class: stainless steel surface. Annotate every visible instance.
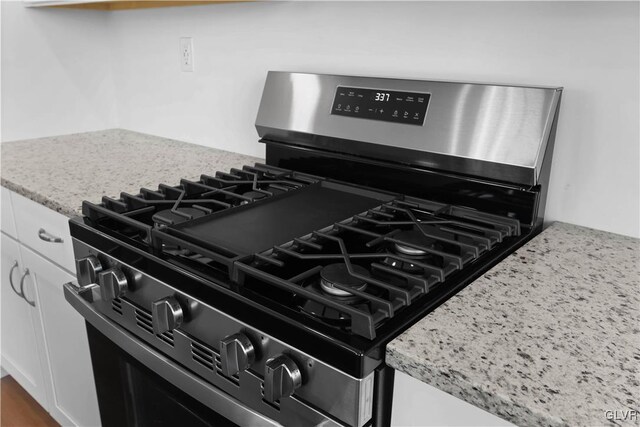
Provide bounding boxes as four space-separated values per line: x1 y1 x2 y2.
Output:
255 71 562 185
77 282 99 302
72 238 375 427
394 243 427 256
220 333 256 378
63 282 286 427
19 269 35 307
264 354 302 403
76 255 102 287
97 268 128 301
151 296 184 335
9 261 22 298
37 228 63 243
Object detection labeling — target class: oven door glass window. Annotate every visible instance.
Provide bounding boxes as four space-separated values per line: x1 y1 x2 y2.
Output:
86 323 237 427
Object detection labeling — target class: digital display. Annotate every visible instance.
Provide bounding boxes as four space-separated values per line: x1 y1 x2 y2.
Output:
372 92 390 102
331 86 430 125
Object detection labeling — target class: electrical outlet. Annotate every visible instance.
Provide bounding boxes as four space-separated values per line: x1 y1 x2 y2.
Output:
179 37 194 72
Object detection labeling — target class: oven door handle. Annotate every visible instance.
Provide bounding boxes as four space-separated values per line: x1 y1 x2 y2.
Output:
63 282 280 427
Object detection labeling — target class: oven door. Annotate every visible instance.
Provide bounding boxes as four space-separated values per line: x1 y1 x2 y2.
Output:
64 283 279 427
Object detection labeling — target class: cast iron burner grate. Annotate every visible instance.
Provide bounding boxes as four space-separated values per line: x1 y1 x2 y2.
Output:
81 163 522 340
235 197 521 339
81 164 321 246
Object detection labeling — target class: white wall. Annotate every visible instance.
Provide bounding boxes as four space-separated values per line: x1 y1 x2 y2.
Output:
1 2 639 237
107 1 640 237
1 1 117 141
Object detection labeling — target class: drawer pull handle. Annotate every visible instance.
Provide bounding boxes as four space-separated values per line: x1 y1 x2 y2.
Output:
19 269 36 307
9 261 22 298
38 228 63 243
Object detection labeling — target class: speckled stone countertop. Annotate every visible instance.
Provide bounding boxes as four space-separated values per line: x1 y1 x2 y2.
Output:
387 222 640 427
1 129 263 217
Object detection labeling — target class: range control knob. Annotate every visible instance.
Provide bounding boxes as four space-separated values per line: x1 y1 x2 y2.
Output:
220 333 255 377
76 255 102 287
263 354 302 403
151 297 183 335
97 268 128 301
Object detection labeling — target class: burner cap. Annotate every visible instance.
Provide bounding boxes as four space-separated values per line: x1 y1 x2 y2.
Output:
242 191 267 201
153 207 206 226
320 263 369 297
393 230 436 256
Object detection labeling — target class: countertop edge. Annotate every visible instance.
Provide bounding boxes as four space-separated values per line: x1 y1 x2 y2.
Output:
1 177 80 218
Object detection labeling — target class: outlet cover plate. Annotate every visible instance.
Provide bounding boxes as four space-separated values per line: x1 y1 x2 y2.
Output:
179 37 194 72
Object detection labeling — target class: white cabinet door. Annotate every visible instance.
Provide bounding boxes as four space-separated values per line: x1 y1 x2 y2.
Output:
21 246 101 427
1 188 17 239
0 232 49 409
391 370 513 426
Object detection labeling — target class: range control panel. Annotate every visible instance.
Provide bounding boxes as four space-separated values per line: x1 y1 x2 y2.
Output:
331 86 430 126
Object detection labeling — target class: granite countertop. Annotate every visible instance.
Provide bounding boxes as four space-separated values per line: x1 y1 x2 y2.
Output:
1 129 263 217
387 222 640 427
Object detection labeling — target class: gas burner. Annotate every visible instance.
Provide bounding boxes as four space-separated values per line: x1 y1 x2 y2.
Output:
393 230 437 256
241 190 267 203
296 272 380 329
152 207 207 226
381 230 442 274
319 263 369 297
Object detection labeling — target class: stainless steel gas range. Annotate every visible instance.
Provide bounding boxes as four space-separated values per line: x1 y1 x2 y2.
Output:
64 72 562 427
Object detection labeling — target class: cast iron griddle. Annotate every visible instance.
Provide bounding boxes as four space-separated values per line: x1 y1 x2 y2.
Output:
168 181 394 256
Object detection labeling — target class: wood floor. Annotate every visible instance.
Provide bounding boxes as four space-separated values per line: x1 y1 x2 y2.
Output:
1 376 59 427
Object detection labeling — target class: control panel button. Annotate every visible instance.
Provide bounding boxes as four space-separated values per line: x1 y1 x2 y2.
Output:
263 354 302 403
76 255 102 287
151 297 183 334
98 268 128 301
220 333 255 377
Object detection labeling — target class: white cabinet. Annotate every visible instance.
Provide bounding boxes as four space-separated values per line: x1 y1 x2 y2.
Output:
0 233 49 409
11 192 75 273
0 188 101 427
22 246 100 427
391 370 513 426
1 187 17 239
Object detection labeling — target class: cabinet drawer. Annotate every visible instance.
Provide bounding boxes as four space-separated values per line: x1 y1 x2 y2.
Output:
1 187 18 238
11 192 74 273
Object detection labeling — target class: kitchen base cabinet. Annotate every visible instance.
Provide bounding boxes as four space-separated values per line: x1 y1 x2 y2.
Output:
22 246 101 427
1 186 100 427
0 232 50 410
1 187 18 239
391 370 513 426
